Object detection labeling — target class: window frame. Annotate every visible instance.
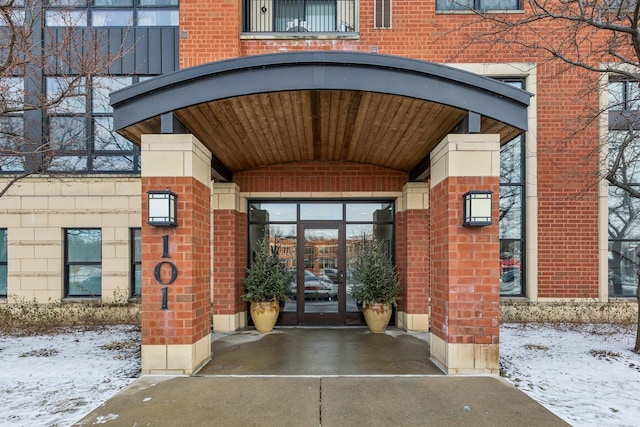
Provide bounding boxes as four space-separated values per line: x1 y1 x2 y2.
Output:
64 228 102 298
436 0 522 12
131 228 141 298
42 75 142 174
607 78 640 298
0 77 26 172
0 228 7 298
498 77 526 298
374 0 391 29
44 0 179 27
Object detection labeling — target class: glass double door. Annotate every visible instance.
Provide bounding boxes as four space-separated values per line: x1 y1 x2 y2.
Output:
281 222 363 325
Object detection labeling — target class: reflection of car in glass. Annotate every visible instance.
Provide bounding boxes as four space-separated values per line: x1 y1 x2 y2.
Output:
500 252 521 283
322 268 339 283
319 274 338 299
289 270 332 300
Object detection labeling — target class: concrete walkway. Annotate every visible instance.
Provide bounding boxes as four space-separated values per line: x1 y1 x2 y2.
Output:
75 328 569 426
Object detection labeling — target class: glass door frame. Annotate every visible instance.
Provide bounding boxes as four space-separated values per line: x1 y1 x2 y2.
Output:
247 199 395 327
296 221 346 325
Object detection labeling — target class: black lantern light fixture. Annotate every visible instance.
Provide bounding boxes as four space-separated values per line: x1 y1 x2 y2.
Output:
147 189 178 227
462 190 493 227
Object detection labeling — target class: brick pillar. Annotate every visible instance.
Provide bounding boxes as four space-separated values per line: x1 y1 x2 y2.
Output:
140 134 212 375
429 134 501 375
211 183 247 331
397 183 430 331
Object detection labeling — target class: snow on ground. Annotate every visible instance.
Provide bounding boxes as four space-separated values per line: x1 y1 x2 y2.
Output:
0 325 140 427
0 323 639 426
500 323 640 427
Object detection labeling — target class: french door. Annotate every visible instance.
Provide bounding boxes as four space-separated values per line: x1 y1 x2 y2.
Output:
295 223 344 324
248 200 394 326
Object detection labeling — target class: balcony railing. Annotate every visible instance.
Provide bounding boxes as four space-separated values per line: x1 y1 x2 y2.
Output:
243 0 356 33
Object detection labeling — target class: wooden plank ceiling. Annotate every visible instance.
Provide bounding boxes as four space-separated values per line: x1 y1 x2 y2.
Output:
120 89 521 179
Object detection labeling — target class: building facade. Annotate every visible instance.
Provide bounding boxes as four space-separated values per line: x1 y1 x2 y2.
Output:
0 0 637 374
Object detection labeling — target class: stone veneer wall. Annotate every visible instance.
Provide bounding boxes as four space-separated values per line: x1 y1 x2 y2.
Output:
0 176 141 303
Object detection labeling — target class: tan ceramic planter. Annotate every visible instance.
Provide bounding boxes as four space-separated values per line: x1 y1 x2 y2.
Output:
363 303 392 333
250 300 280 333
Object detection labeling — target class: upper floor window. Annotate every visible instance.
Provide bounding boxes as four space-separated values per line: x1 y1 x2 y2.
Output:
0 0 26 26
45 0 179 27
0 77 25 172
436 0 521 12
243 0 356 33
44 75 141 173
374 0 391 29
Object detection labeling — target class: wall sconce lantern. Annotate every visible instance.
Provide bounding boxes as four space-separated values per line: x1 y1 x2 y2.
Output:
462 190 493 227
147 190 178 227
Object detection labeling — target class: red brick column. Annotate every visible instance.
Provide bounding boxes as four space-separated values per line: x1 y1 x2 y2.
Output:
397 183 431 331
211 183 247 331
140 134 212 375
429 134 501 375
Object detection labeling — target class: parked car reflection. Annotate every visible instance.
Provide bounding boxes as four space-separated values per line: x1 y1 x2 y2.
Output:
289 270 334 300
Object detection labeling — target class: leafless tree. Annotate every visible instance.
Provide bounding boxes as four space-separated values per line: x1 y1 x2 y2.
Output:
458 0 640 352
0 0 128 197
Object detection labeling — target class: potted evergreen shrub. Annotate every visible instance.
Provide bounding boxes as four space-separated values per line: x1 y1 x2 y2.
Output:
350 239 400 333
241 234 292 333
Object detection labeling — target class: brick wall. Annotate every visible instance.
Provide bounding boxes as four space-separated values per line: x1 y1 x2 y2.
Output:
234 161 407 193
212 209 247 315
431 176 500 344
404 209 431 313
179 1 605 302
141 176 211 346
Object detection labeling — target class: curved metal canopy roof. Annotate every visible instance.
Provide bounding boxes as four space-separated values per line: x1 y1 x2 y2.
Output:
111 51 531 182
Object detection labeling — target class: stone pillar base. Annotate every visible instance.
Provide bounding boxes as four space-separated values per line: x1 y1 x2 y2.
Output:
212 312 247 332
141 334 211 375
430 334 499 375
397 311 430 332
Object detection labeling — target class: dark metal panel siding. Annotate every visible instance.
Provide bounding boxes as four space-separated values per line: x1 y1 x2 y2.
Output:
43 27 178 76
147 28 162 74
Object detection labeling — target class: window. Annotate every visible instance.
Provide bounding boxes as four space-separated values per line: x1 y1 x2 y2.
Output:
65 229 102 297
248 200 394 314
0 229 7 297
131 228 141 297
499 79 526 297
607 79 640 297
44 75 141 173
0 0 26 26
0 77 25 172
91 76 140 172
436 0 521 11
45 0 179 27
243 0 356 33
374 0 391 29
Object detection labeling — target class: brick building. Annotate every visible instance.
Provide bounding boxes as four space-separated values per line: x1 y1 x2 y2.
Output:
0 0 637 375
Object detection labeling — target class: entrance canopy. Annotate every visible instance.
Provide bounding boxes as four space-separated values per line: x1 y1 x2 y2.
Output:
110 52 531 181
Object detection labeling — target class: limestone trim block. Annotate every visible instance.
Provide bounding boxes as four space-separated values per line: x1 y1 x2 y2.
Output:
404 313 430 332
212 183 241 211
141 134 212 186
213 312 247 332
429 334 499 375
141 334 211 375
402 182 429 211
430 134 501 188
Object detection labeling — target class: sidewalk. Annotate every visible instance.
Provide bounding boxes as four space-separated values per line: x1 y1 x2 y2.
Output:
75 328 569 426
